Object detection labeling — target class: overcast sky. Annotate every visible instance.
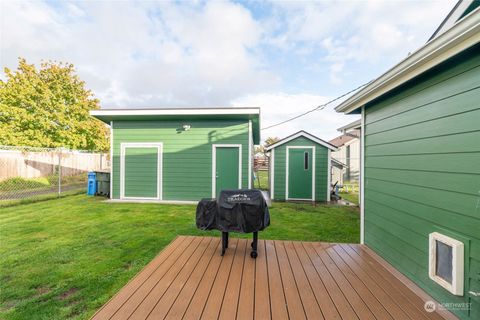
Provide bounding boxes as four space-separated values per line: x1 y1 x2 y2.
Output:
0 0 455 142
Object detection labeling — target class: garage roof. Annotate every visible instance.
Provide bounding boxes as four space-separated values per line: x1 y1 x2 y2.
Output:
90 107 261 144
265 130 337 151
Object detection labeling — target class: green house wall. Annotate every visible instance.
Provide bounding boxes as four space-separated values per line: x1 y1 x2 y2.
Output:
112 119 251 201
271 136 329 201
363 46 480 319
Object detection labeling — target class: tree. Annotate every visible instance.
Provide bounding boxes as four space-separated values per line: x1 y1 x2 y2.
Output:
254 136 279 156
0 58 109 151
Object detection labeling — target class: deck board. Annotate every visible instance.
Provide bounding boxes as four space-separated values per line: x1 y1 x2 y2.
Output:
91 236 456 320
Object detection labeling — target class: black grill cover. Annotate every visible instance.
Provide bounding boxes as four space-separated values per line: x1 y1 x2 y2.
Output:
196 198 218 230
217 189 270 233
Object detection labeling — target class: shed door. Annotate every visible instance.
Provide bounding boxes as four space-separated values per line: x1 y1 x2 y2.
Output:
123 145 160 199
215 146 240 198
288 148 313 200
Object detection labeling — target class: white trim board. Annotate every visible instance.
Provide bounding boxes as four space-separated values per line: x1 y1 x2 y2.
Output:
106 199 197 205
91 107 260 117
327 149 331 202
120 142 163 200
109 121 113 199
285 146 315 201
360 106 365 244
336 7 480 114
248 120 253 189
270 148 275 200
266 131 337 151
211 144 242 198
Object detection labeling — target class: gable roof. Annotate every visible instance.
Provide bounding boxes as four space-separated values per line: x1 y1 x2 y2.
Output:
90 107 261 144
265 130 337 151
329 130 360 148
429 0 479 41
335 5 480 114
337 119 361 133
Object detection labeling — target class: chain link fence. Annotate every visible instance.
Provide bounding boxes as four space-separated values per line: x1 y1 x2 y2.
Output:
0 146 109 205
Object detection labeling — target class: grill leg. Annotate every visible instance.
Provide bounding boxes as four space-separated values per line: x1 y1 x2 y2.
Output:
221 232 228 256
251 232 258 259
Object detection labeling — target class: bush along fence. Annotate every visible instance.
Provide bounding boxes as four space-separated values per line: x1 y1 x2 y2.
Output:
0 145 109 203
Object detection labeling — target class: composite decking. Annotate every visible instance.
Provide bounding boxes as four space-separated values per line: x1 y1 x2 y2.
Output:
92 236 456 320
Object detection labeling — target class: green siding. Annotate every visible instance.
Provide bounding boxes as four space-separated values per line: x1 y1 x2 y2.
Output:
272 136 329 201
112 119 250 201
364 47 480 319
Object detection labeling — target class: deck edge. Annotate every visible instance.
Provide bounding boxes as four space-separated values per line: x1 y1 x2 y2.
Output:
362 245 459 320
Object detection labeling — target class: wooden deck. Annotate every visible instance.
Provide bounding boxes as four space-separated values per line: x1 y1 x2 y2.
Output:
92 236 455 320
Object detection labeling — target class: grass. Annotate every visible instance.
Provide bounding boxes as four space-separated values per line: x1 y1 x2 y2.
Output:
0 177 50 191
253 170 268 190
0 189 84 208
0 174 86 192
340 192 359 205
0 194 359 319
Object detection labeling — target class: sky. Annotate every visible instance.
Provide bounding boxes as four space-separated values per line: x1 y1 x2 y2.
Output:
0 0 455 142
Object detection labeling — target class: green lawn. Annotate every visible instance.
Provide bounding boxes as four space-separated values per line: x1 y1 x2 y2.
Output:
340 192 359 205
0 194 359 319
253 170 268 190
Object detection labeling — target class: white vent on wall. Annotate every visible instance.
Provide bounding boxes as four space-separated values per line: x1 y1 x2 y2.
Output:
429 232 464 296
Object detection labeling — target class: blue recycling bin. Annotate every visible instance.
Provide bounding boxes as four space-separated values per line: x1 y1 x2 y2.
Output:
87 172 97 196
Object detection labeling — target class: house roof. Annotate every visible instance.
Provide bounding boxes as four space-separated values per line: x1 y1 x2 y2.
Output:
335 5 480 114
337 119 361 133
90 107 261 144
328 130 360 148
265 130 337 151
429 0 479 41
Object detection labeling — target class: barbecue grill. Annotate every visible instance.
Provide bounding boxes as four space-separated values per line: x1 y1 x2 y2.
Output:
196 189 270 258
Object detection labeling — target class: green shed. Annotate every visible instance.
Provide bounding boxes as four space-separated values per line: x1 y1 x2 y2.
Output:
265 131 337 202
336 3 480 319
90 108 260 202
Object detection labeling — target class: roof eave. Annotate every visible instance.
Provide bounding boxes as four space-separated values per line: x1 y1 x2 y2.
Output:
265 130 338 151
335 8 480 114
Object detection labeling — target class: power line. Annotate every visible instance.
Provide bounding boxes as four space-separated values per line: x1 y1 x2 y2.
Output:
261 81 371 131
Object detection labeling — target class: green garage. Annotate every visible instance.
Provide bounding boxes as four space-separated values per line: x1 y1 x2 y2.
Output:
90 108 260 202
266 131 337 202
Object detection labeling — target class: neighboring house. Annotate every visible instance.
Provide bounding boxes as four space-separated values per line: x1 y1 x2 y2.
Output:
90 108 260 202
329 119 361 184
330 157 347 186
265 131 337 202
335 2 480 319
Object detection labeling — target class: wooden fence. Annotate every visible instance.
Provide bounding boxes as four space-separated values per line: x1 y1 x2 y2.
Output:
0 147 109 182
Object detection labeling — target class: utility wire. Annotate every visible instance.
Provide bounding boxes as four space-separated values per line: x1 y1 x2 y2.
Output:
261 81 371 131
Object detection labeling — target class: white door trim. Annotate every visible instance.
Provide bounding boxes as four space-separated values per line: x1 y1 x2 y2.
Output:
270 148 275 200
360 106 365 244
248 120 253 189
212 144 242 198
120 142 163 200
327 149 331 202
286 146 315 201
